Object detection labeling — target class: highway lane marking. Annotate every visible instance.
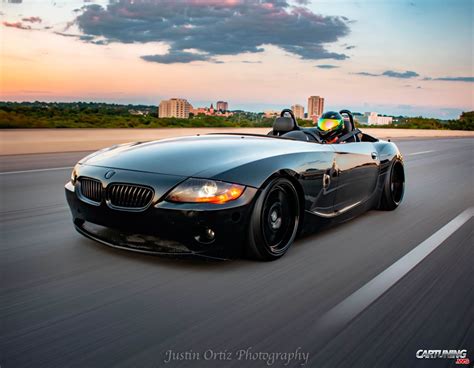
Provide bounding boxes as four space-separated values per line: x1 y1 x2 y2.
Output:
406 150 434 156
0 166 73 175
315 207 474 334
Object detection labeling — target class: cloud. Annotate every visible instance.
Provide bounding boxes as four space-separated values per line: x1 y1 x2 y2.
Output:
3 17 42 30
141 50 216 64
355 70 419 79
22 16 42 23
53 31 109 45
316 64 339 69
242 60 262 64
2 21 31 30
382 70 419 78
429 76 474 83
354 71 379 77
293 0 310 4
282 44 348 60
54 31 79 38
345 45 356 50
74 0 350 63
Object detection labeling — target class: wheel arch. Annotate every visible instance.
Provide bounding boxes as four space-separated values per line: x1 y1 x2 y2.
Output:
259 169 306 232
393 158 405 181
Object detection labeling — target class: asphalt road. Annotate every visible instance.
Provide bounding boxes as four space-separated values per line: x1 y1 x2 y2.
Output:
1 138 473 368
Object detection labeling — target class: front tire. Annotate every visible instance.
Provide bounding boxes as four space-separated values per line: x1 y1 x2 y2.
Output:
246 177 300 261
378 159 405 211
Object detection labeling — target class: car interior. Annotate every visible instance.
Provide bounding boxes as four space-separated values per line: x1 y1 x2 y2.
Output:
268 109 378 143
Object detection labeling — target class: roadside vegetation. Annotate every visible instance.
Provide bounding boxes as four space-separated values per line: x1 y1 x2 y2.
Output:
0 102 273 129
0 102 472 130
357 112 474 131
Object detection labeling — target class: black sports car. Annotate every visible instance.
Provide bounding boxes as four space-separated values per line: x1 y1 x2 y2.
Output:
65 109 405 260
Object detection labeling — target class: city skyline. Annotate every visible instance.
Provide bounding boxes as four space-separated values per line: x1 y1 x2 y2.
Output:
1 0 473 119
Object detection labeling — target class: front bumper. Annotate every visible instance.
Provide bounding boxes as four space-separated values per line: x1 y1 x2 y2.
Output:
65 172 258 257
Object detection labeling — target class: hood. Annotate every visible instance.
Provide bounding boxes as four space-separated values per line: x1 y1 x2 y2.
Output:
80 134 323 178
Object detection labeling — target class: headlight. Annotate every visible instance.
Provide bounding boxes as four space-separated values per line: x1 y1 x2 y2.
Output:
71 164 79 185
166 178 245 204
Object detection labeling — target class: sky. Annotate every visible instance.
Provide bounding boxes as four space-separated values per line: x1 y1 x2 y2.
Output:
0 0 473 119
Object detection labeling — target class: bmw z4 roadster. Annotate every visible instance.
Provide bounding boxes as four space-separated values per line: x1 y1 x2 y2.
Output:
65 109 405 260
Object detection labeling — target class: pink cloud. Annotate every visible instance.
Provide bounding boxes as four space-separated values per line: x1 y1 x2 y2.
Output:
2 21 31 30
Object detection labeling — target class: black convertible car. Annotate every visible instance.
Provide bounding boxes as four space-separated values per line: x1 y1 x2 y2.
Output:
65 110 404 260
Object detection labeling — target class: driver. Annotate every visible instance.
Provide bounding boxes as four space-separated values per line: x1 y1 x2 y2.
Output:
316 111 344 144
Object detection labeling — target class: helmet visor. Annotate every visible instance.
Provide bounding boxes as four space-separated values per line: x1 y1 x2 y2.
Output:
317 118 342 132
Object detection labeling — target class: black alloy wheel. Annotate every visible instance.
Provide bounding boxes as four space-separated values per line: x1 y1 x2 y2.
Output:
247 177 300 261
379 160 405 211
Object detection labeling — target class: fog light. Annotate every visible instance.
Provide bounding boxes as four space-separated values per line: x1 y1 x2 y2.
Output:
194 227 216 244
205 228 215 240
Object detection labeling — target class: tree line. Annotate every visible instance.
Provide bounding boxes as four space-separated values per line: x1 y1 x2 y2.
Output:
0 102 472 130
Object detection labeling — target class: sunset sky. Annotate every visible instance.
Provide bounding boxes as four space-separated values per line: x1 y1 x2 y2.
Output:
1 0 472 118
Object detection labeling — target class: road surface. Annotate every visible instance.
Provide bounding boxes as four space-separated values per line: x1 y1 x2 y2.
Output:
1 138 473 367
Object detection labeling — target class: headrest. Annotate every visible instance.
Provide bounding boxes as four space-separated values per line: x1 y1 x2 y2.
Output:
273 116 295 134
343 119 353 133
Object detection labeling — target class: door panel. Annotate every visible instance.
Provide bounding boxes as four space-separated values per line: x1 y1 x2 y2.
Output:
332 143 379 212
298 150 338 217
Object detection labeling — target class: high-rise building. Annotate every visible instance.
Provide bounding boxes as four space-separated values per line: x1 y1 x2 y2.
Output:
291 104 304 119
158 98 192 119
307 96 325 120
216 101 228 112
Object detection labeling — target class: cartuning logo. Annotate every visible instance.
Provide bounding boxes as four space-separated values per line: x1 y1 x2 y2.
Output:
416 349 469 365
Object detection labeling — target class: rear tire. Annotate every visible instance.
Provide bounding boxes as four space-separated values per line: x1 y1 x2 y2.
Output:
378 160 405 211
246 177 300 261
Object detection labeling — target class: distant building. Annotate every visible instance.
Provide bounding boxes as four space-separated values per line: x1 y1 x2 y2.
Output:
291 104 305 119
158 98 192 118
128 109 148 116
191 103 233 117
308 96 324 121
358 112 393 125
264 110 279 119
216 101 229 112
193 107 208 115
376 116 393 125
